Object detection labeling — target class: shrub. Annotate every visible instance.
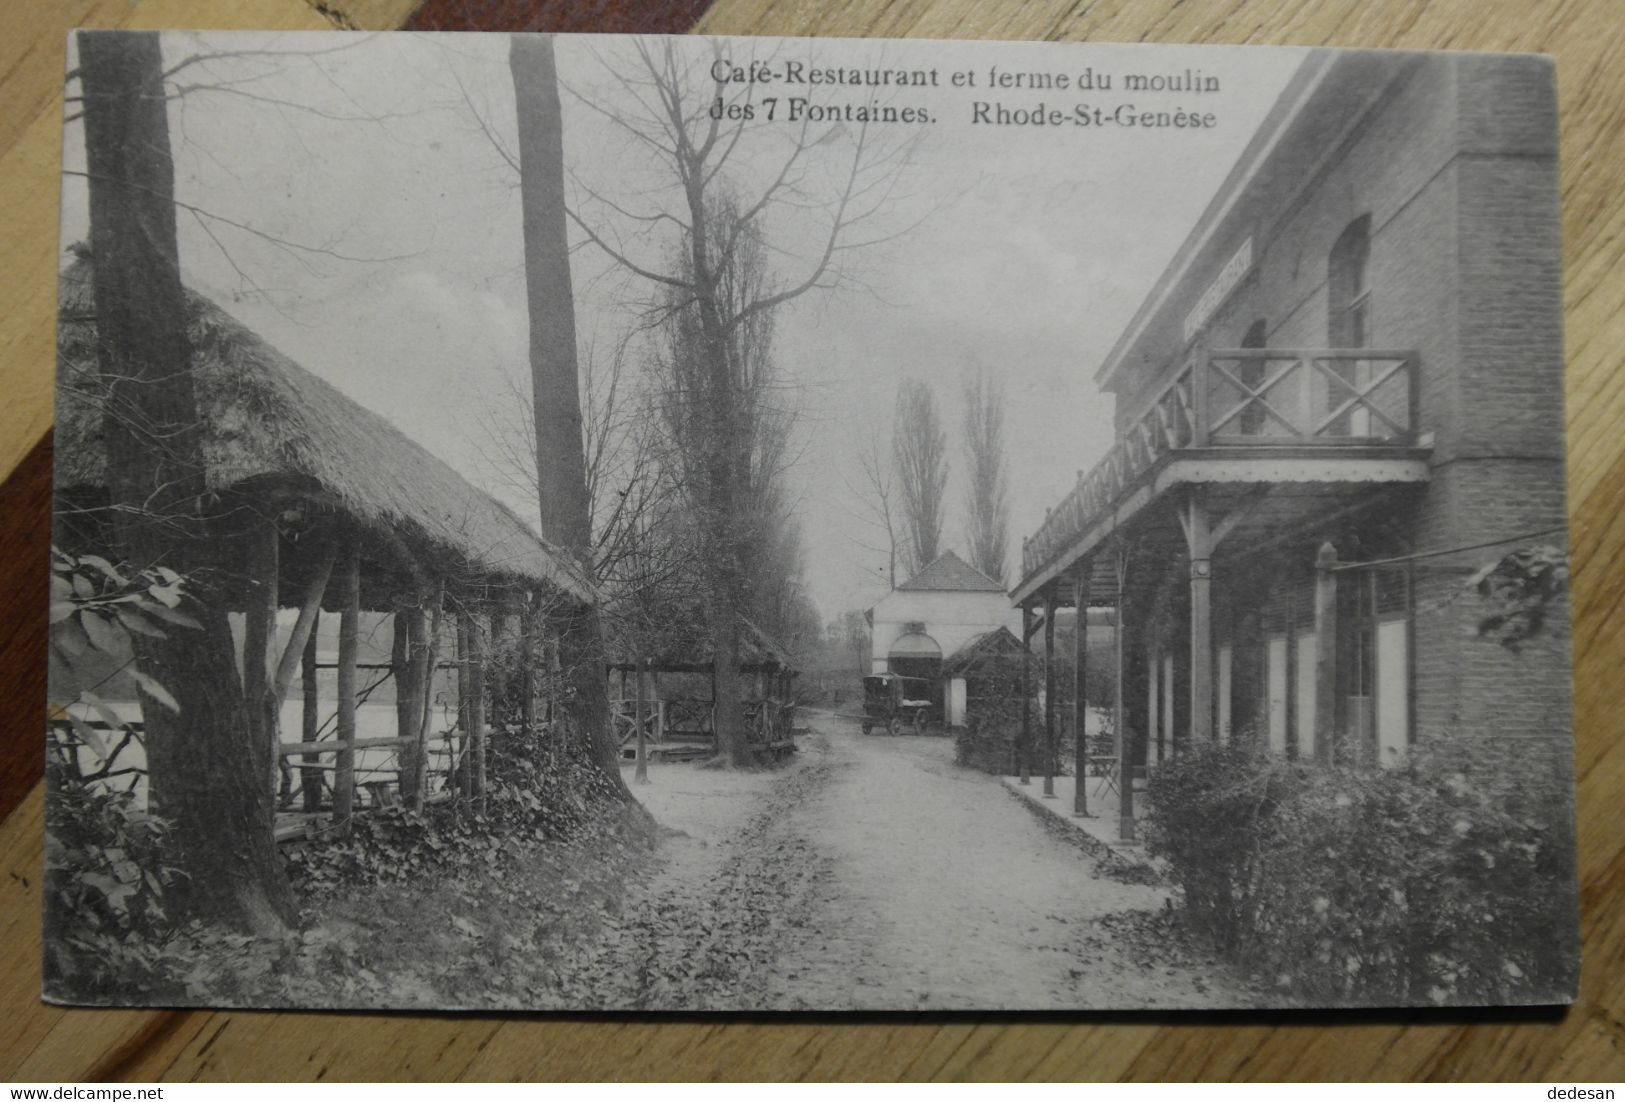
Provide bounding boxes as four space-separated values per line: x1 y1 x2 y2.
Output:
283 719 628 896
43 760 180 995
1144 736 1577 1006
956 699 1020 774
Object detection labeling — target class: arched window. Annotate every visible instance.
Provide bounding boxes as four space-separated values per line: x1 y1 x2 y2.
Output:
1329 215 1371 348
1327 215 1372 434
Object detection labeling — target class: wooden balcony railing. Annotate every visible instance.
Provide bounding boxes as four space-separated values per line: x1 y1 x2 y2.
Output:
1020 349 1420 580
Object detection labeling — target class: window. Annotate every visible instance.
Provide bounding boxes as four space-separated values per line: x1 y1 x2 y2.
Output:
1327 215 1373 434
1329 215 1371 349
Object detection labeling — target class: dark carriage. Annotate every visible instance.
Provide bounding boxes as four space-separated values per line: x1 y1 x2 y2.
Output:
860 671 933 736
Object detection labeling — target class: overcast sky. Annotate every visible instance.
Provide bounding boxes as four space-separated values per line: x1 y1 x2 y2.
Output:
61 32 1304 624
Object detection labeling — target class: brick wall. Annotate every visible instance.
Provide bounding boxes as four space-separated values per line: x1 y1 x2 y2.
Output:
1107 52 1570 760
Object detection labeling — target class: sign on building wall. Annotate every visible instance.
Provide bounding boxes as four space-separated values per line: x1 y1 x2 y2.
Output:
1182 235 1254 343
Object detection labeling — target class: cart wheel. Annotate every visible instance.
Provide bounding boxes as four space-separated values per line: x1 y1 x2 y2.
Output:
888 717 901 737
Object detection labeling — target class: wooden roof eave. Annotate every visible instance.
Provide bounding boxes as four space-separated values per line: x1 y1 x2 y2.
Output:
1012 446 1432 605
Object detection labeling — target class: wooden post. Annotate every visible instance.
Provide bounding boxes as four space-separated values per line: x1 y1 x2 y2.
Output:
1043 587 1058 798
411 582 444 813
1187 490 1215 743
1191 355 1211 447
1115 546 1136 843
634 648 649 784
1019 603 1032 785
334 538 360 836
300 613 322 813
243 511 281 804
271 539 335 707
471 608 487 813
394 607 423 806
1314 541 1339 763
520 594 537 735
456 608 474 800
1073 563 1091 817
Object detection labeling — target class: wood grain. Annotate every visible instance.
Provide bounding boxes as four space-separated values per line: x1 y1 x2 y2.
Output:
3 0 1625 1081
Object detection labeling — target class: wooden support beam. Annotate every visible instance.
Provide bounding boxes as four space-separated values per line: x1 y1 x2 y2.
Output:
456 609 472 799
1210 487 1271 550
394 606 424 806
270 539 336 709
520 594 537 735
411 582 444 813
1073 562 1091 818
1019 603 1032 785
1186 489 1215 743
1314 541 1339 763
334 538 360 836
470 608 487 812
300 613 322 814
1043 587 1058 798
281 733 453 756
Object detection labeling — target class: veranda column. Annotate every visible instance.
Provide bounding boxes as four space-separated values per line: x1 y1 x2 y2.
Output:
1073 562 1091 817
1187 490 1215 743
1314 542 1339 763
1116 545 1136 843
1019 603 1033 785
1043 586 1058 798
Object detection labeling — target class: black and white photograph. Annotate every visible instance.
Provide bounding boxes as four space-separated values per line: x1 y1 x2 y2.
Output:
46 30 1578 1011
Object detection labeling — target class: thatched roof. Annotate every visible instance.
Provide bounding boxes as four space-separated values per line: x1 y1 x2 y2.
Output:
942 627 1027 678
55 257 593 604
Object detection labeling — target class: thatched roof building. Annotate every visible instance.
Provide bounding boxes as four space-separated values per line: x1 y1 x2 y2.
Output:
55 257 593 607
605 613 795 675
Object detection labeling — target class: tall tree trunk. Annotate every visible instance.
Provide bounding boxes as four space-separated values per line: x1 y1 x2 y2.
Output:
79 30 293 933
510 34 630 798
684 168 753 769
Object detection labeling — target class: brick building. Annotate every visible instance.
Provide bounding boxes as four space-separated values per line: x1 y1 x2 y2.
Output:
1012 50 1570 836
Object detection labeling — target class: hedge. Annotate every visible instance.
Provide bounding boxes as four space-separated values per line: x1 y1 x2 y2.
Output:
1143 736 1577 1006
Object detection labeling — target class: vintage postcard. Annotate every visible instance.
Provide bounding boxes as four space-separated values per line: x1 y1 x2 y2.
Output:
47 31 1577 1010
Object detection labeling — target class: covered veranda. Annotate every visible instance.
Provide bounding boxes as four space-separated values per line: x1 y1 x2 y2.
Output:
1010 348 1430 841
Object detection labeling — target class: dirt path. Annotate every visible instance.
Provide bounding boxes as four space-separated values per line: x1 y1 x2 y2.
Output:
586 712 1256 1010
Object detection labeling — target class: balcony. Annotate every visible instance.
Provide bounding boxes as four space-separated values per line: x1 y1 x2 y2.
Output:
1018 349 1427 589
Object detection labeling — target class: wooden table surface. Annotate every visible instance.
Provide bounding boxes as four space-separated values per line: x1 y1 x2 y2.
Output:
4 0 1625 1082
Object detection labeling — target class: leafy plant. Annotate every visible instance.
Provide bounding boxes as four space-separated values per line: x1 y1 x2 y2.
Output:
284 722 626 897
1145 736 1576 1006
48 547 198 749
43 758 179 993
1468 543 1568 650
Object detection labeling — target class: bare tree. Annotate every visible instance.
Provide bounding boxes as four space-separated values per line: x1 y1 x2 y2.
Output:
961 366 1010 584
509 34 629 796
894 379 949 578
561 39 911 767
842 429 900 591
75 30 294 933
